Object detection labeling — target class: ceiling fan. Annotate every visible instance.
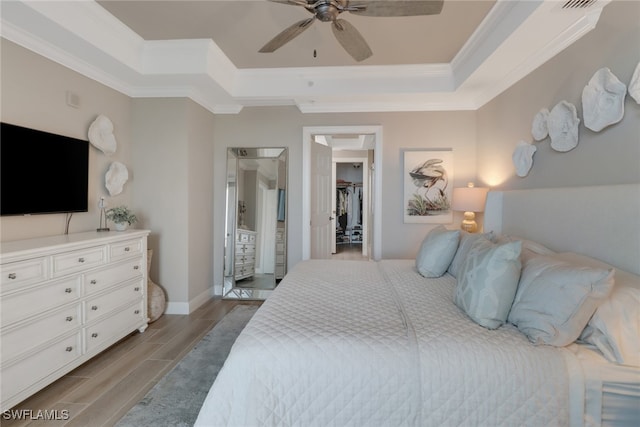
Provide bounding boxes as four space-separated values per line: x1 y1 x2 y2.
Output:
259 0 444 62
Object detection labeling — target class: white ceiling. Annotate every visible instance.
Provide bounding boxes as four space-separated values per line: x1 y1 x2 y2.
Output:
0 0 611 114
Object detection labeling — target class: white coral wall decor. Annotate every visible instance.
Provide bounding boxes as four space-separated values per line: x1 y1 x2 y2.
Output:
548 101 580 152
88 114 117 155
629 61 640 104
531 108 549 141
582 68 627 132
105 161 129 196
513 141 537 177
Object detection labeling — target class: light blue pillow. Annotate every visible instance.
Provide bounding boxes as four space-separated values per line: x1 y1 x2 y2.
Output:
415 226 460 278
508 253 614 346
454 237 522 329
448 230 494 278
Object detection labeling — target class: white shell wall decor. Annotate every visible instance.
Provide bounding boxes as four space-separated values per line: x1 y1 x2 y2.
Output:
512 140 537 177
582 67 627 132
531 108 550 141
548 101 580 152
88 114 117 155
629 61 640 104
105 161 129 196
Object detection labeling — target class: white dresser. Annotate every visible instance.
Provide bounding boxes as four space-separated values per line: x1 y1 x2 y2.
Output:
235 229 256 281
0 230 150 410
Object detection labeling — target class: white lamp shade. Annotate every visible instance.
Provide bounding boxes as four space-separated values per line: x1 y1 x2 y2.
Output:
452 187 489 212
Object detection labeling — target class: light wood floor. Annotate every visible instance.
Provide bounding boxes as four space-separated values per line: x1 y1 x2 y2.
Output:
3 298 262 427
332 243 369 261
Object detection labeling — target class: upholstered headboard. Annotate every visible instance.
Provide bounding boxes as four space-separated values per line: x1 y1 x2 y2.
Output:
484 184 640 275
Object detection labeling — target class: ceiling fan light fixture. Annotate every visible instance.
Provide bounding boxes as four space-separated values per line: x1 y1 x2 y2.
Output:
261 0 444 62
315 3 340 22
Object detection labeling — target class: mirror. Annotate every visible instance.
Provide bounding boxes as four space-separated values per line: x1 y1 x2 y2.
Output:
223 147 287 299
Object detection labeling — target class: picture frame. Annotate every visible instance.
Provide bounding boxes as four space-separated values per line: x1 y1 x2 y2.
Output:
402 149 453 224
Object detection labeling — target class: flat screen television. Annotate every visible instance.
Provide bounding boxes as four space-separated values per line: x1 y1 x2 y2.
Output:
1 122 89 216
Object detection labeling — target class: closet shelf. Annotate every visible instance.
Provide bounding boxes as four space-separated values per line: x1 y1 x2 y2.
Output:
336 182 362 188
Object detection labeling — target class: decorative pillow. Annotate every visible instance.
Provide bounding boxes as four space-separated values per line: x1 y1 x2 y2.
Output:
448 230 494 278
494 234 555 263
415 226 460 278
559 252 640 367
454 237 522 329
508 253 615 347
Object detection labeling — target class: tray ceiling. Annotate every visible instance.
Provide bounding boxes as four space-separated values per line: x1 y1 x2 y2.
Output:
0 0 611 113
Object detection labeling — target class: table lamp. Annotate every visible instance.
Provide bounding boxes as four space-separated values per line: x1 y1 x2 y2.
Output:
452 183 489 233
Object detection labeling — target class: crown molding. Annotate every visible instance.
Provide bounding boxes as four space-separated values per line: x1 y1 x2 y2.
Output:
1 0 611 114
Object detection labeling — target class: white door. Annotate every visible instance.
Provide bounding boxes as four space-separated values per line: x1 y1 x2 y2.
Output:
310 140 333 259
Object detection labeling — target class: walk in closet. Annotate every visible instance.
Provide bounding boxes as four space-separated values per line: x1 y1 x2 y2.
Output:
335 163 363 249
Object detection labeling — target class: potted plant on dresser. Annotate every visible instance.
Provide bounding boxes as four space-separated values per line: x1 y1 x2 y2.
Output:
106 205 138 231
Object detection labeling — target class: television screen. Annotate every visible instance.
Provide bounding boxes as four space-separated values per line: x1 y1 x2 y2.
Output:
1 122 89 216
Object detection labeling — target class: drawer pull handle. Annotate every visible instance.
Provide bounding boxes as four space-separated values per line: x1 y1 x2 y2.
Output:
65 288 73 293
90 279 97 284
66 316 73 322
8 273 17 280
65 346 73 352
134 287 140 291
134 309 140 314
124 247 130 252
78 257 85 263
133 265 139 270
91 333 98 338
91 305 98 311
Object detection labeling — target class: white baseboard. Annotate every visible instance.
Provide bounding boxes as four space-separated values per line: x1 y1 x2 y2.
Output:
188 288 215 313
164 301 189 315
164 288 216 315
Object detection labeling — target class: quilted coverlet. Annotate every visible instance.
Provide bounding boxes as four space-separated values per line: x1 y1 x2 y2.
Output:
195 260 582 426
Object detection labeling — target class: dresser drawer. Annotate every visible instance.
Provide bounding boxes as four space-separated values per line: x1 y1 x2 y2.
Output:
85 258 143 295
236 264 255 278
0 257 47 288
2 304 81 361
1 276 81 326
1 332 81 403
85 279 144 323
52 246 106 277
236 244 255 255
110 239 143 261
235 254 255 266
85 301 145 353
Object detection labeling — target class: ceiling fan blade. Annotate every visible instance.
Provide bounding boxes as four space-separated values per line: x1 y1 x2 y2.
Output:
347 1 444 17
268 0 313 7
331 19 372 62
259 18 315 53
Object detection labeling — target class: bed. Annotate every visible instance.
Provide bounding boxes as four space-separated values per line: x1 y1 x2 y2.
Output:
196 184 640 426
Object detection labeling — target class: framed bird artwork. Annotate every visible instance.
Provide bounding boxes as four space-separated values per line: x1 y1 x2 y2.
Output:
403 149 453 224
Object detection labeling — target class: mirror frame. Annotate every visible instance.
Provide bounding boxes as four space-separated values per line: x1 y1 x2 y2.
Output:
223 147 288 299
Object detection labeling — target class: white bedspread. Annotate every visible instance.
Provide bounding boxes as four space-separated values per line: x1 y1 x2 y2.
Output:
196 260 583 426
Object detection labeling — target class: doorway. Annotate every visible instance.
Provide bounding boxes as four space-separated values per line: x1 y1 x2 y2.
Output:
302 125 383 261
332 155 370 259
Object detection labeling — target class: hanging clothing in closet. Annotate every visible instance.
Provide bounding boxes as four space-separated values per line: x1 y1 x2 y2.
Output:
336 185 363 231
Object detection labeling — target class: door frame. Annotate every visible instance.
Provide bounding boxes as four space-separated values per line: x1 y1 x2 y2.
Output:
302 125 383 260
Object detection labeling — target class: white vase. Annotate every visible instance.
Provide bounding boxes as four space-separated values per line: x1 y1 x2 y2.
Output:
114 222 128 231
147 249 166 323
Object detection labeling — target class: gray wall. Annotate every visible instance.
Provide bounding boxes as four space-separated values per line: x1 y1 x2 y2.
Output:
0 40 133 241
210 108 477 282
131 98 215 313
477 0 640 189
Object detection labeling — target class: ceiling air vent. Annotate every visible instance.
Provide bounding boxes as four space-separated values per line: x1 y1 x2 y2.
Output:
562 0 598 9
